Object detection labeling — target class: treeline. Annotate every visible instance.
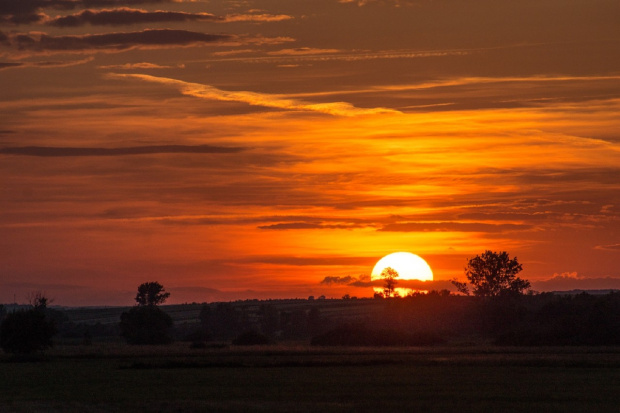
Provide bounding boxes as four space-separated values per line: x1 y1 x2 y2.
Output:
3 290 620 354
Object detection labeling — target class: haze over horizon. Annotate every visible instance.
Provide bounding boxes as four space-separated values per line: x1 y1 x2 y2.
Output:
1 0 619 306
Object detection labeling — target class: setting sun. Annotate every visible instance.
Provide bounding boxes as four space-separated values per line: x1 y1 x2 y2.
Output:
371 252 434 282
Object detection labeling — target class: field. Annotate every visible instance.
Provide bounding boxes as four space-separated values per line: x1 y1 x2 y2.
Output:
2 344 620 412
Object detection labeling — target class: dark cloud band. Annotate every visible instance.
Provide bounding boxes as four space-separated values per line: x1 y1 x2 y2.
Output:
0 144 244 157
0 0 171 24
12 29 232 51
49 8 220 27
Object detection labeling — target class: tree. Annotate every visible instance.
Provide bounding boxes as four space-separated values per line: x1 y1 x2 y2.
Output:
135 281 170 306
120 282 173 344
0 294 56 355
381 267 399 298
452 250 530 297
120 306 173 345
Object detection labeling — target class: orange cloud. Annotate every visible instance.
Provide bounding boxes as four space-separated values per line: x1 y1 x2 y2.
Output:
107 73 401 116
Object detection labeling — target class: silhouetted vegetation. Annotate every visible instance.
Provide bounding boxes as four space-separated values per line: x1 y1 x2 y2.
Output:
120 282 174 345
380 267 399 298
492 292 620 346
120 306 174 345
452 250 530 297
232 330 274 346
0 294 56 355
134 281 170 306
311 324 444 346
5 284 620 349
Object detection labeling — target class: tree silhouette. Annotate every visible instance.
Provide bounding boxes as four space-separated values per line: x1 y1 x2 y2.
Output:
0 293 56 355
381 267 399 298
120 282 173 344
120 306 173 345
452 250 530 297
135 281 170 306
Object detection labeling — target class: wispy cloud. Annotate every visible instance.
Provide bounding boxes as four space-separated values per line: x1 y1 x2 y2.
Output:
0 57 93 70
0 0 174 25
0 144 243 157
97 61 184 69
206 48 469 65
7 29 232 54
107 73 401 116
223 13 292 22
379 222 532 233
48 8 219 27
532 274 620 292
595 244 620 251
268 47 341 56
259 222 367 230
46 8 293 27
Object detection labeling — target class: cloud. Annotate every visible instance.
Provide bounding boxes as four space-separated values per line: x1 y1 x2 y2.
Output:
259 222 366 230
338 0 417 6
97 61 184 69
532 274 620 292
594 244 620 251
0 57 93 70
208 48 469 65
240 255 377 267
321 274 371 286
0 0 173 25
0 144 243 157
319 274 454 291
320 276 357 286
9 29 232 53
223 14 293 23
0 62 23 69
379 222 531 233
108 73 401 116
48 8 219 27
268 47 341 56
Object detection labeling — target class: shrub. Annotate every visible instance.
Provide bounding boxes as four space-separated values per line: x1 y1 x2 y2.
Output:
120 306 173 345
0 307 56 354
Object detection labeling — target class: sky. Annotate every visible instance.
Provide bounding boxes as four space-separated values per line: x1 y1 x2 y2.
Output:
1 0 619 306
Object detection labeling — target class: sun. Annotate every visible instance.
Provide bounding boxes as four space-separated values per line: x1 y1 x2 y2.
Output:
371 252 433 282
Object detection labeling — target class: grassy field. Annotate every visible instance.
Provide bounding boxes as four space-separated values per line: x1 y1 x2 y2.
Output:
2 344 620 412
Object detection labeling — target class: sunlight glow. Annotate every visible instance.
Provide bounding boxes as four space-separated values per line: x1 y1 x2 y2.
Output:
371 252 434 281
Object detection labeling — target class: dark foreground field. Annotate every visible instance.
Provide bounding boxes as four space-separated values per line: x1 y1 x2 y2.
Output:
2 344 620 413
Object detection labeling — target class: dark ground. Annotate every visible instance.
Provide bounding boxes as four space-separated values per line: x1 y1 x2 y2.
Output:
2 344 620 413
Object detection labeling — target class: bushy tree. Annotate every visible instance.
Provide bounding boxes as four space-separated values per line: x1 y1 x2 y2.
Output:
452 250 530 297
0 295 56 354
381 267 399 298
120 282 173 345
120 305 173 345
135 281 170 306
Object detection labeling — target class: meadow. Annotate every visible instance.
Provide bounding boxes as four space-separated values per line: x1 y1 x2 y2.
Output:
2 344 620 412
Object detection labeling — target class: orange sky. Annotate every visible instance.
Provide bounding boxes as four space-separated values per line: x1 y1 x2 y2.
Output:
1 0 619 306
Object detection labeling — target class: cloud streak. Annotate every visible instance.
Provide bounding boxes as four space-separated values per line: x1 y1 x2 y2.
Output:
0 57 93 70
0 0 173 24
107 73 401 116
8 29 232 53
0 144 243 157
259 222 367 230
379 222 532 233
48 8 219 27
97 61 184 69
